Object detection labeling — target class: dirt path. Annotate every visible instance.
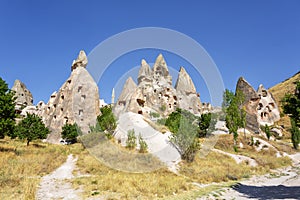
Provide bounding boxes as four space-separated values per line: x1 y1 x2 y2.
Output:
36 154 82 200
197 152 300 200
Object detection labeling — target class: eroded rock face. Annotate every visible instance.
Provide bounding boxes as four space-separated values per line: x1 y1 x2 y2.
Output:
39 50 100 143
256 84 280 126
114 54 204 117
236 77 260 132
12 80 33 112
235 77 280 132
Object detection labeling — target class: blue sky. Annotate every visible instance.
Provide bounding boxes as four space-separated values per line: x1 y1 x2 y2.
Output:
0 0 299 106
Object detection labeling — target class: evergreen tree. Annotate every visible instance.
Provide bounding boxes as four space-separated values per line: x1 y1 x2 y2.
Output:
15 113 49 146
0 77 16 139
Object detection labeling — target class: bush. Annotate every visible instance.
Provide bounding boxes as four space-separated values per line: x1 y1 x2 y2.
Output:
61 123 80 144
150 112 160 118
290 119 300 149
138 134 148 153
169 116 200 162
126 129 137 150
264 124 271 140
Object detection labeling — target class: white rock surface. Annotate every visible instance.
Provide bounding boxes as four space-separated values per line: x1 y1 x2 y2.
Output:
114 112 181 172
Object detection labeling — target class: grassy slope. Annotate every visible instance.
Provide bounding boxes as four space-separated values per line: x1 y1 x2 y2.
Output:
269 71 300 131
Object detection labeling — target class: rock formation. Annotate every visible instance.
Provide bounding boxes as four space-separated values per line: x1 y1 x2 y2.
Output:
39 50 100 143
236 77 260 132
256 84 280 126
12 79 33 113
235 77 280 133
114 54 205 117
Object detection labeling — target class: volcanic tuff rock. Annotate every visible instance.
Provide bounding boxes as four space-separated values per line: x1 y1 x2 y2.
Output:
114 54 205 117
12 79 33 112
257 84 280 126
235 77 280 132
236 77 260 132
40 50 100 143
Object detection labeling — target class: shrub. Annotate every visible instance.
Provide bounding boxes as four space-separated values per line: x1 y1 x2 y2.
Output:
138 134 148 153
61 123 80 143
150 112 160 118
126 129 136 150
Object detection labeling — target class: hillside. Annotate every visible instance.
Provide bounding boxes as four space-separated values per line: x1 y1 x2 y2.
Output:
269 71 300 130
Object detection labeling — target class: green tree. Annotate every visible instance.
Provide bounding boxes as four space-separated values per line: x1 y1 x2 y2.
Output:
126 129 137 150
15 113 49 146
282 81 300 149
95 105 117 137
199 113 216 137
0 77 16 139
61 123 80 143
223 89 245 147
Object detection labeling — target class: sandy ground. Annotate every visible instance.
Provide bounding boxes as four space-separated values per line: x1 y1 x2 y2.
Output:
36 154 82 200
197 152 300 200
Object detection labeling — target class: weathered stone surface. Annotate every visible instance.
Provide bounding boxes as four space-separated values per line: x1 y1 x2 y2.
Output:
12 80 33 112
256 84 280 126
114 54 205 118
236 77 260 132
39 50 100 143
235 78 280 133
71 50 88 71
175 67 196 94
175 67 202 114
138 59 152 84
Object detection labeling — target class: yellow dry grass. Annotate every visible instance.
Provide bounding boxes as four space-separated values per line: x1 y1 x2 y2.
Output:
269 71 300 130
73 150 192 200
215 135 292 171
0 137 71 199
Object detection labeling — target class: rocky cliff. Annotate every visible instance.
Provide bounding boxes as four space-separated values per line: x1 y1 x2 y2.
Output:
114 54 206 118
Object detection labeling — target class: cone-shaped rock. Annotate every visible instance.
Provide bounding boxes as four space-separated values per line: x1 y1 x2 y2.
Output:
175 67 197 94
114 77 138 116
153 54 172 84
12 79 33 112
235 77 260 132
41 50 100 143
138 59 152 84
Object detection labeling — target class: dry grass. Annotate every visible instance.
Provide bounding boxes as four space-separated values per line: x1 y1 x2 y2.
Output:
0 137 71 199
269 71 300 130
215 135 292 171
180 151 254 184
73 150 192 200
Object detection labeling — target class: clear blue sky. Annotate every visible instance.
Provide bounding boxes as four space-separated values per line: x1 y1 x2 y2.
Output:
0 0 299 106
